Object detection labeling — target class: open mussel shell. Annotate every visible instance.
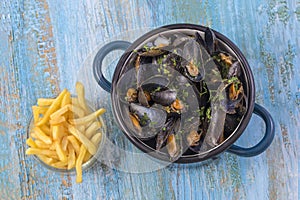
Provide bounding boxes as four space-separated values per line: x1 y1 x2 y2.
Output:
166 133 182 161
137 87 150 107
156 116 180 150
154 116 185 161
154 34 171 47
128 103 167 139
181 39 207 82
227 60 242 79
182 121 205 154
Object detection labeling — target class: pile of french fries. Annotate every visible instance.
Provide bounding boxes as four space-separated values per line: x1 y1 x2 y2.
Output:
26 82 106 183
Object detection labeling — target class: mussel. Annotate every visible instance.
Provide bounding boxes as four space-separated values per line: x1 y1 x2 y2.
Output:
157 48 183 71
222 82 245 114
166 133 181 160
182 39 206 82
129 103 167 131
154 34 171 48
126 88 138 103
195 32 206 48
204 27 217 55
171 99 184 111
156 117 180 150
227 60 241 79
151 88 177 106
186 130 202 147
137 87 151 107
213 51 236 79
137 35 171 57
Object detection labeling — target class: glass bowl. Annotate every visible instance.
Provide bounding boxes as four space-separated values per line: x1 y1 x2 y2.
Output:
26 102 107 174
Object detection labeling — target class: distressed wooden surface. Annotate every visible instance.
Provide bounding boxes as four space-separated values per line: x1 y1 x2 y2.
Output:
0 0 299 199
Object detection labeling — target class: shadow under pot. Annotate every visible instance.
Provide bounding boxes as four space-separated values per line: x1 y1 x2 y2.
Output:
93 23 275 163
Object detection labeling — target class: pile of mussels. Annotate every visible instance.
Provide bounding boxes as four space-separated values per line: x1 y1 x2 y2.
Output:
123 28 247 160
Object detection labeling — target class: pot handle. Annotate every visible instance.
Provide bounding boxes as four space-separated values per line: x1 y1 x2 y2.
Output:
93 41 132 92
227 103 275 157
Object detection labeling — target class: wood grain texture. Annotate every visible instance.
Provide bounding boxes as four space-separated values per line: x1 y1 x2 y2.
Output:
0 0 299 199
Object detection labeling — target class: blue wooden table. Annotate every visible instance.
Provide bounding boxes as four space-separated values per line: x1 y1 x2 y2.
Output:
1 0 299 199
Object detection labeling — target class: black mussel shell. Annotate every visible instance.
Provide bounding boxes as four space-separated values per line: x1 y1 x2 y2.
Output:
151 88 177 106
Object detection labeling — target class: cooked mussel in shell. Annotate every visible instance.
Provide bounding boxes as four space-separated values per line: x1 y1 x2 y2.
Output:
129 103 167 128
151 88 177 106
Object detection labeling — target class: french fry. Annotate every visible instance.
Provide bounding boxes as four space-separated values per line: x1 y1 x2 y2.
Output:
68 108 106 125
85 121 101 139
26 137 37 148
30 131 37 139
32 106 49 123
32 106 41 123
71 97 80 107
40 125 51 135
34 127 52 144
49 143 57 151
26 148 57 157
35 140 52 149
91 132 102 146
77 125 85 133
37 155 56 165
67 144 76 170
50 104 70 119
51 161 68 169
68 125 97 155
55 141 67 162
67 135 81 155
35 106 49 114
49 116 66 126
61 91 71 107
36 89 67 126
75 82 89 113
61 136 69 151
68 105 85 118
37 98 55 106
76 145 87 183
83 152 92 163
83 132 101 162
52 125 66 141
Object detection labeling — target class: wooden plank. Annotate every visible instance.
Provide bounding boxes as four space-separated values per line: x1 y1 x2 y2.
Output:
0 0 299 199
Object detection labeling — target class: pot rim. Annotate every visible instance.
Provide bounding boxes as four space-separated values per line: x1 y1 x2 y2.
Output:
111 23 255 163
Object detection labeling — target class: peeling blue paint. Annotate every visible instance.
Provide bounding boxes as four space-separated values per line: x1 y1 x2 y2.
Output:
0 0 299 199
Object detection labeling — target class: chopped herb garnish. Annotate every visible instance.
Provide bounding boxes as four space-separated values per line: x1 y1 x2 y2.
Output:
206 107 211 120
154 87 161 92
157 57 163 65
228 76 239 84
139 113 150 126
143 45 149 51
196 106 206 117
183 91 189 98
187 117 194 122
163 68 170 74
